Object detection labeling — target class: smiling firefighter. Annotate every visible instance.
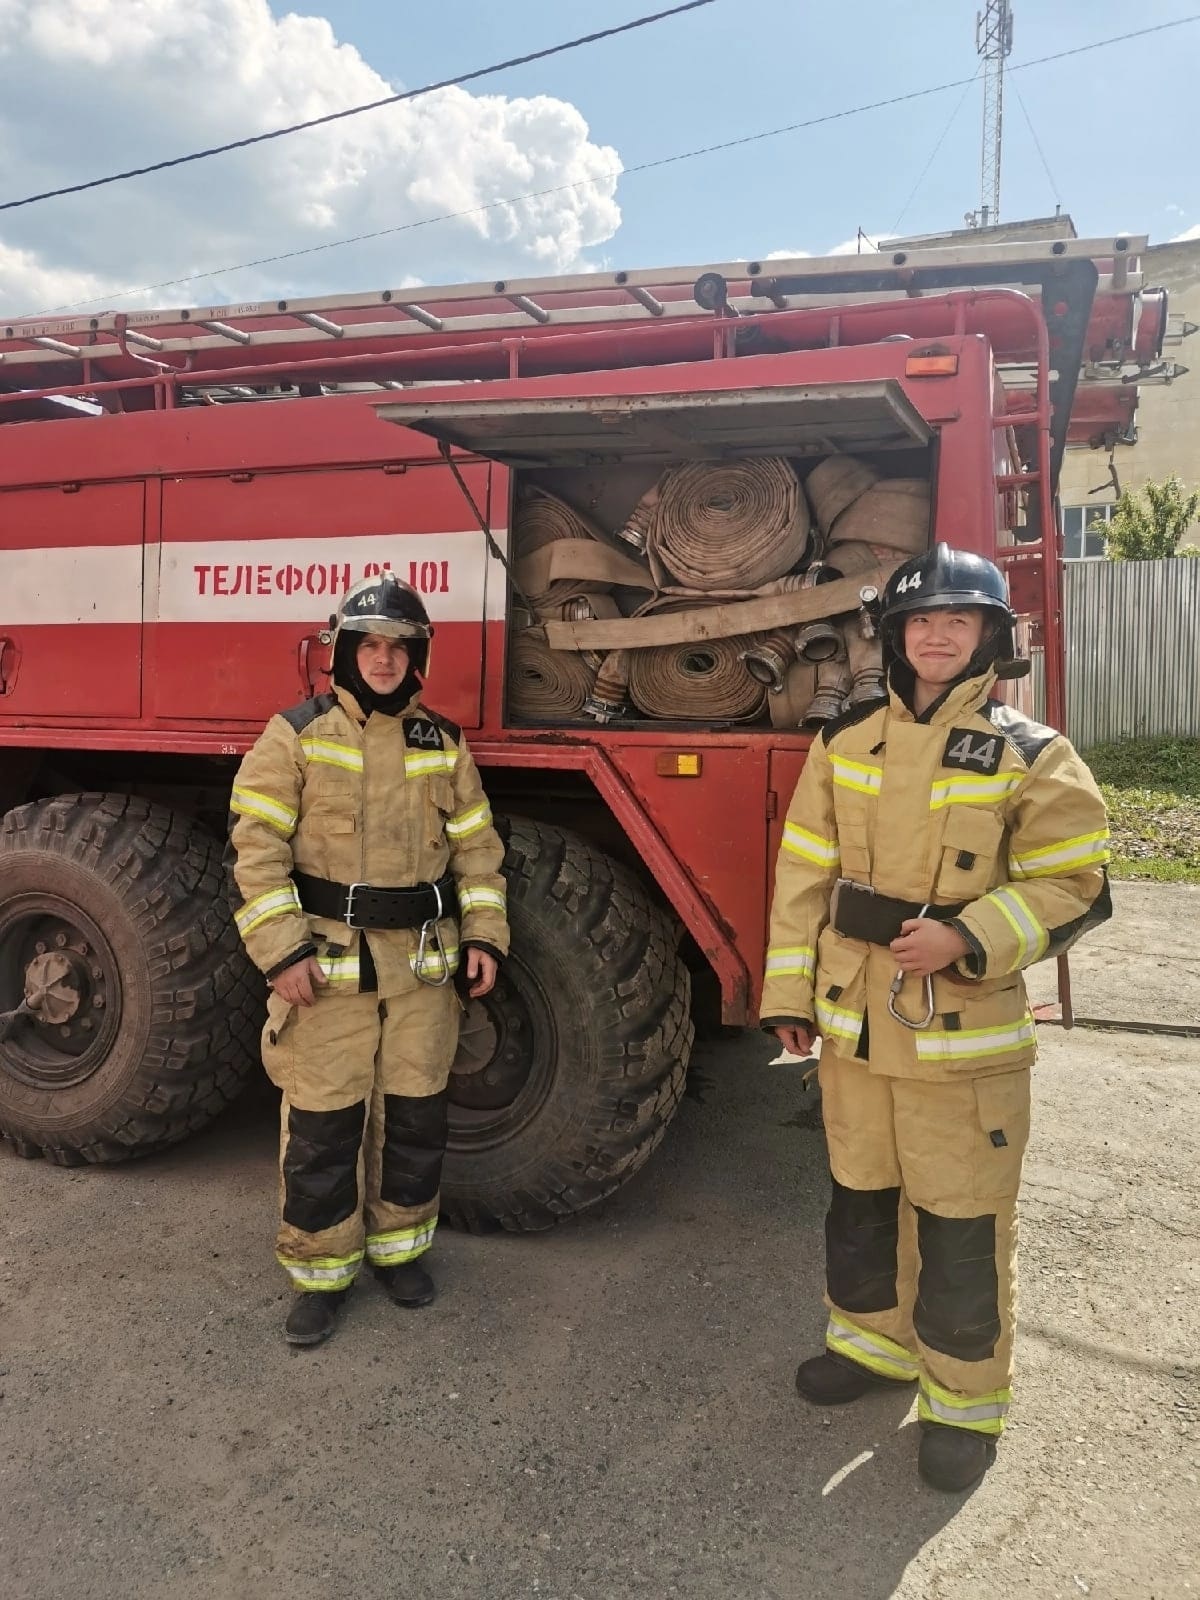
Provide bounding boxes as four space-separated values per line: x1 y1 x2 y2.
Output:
761 543 1112 1493
227 573 508 1347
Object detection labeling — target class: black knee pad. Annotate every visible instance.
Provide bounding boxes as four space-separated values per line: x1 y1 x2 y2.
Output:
381 1090 449 1206
914 1207 1000 1361
826 1178 902 1313
283 1100 366 1233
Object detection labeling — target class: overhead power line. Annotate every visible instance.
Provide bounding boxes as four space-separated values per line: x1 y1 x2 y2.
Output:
29 11 1200 317
1014 83 1062 209
0 0 716 214
890 65 983 234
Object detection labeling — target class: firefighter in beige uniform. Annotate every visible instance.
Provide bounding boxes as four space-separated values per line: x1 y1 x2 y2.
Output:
761 546 1111 1493
228 575 509 1347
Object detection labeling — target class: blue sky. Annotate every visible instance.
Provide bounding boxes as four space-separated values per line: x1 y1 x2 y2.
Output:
0 0 1195 316
305 0 1199 261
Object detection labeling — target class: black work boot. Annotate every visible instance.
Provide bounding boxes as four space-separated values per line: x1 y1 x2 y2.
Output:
375 1259 436 1308
795 1351 916 1406
284 1288 348 1347
917 1423 996 1492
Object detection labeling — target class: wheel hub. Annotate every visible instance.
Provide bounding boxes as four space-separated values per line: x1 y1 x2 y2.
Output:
0 900 121 1090
448 971 537 1115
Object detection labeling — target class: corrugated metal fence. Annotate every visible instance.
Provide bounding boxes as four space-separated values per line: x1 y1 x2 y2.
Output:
1032 559 1200 749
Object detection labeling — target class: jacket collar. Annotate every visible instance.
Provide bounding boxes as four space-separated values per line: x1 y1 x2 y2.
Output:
332 682 424 725
887 667 999 726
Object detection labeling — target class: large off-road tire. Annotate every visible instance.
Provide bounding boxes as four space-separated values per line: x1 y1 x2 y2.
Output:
442 817 693 1232
0 793 260 1164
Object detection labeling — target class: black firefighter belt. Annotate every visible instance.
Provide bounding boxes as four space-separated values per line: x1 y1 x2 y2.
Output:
292 870 459 931
830 879 965 947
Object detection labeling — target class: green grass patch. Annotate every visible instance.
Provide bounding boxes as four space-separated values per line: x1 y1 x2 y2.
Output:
1084 738 1200 883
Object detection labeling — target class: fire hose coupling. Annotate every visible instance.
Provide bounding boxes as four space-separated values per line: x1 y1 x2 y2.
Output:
794 621 846 664
803 656 852 727
582 649 630 723
739 630 799 694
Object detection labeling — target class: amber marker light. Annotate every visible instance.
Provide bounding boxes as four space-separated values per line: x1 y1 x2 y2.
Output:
905 352 959 376
655 752 703 777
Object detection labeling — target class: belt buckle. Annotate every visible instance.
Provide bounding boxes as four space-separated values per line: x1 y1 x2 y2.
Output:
343 882 369 928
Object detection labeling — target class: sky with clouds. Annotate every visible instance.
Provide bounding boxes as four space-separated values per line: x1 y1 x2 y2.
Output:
0 0 1196 319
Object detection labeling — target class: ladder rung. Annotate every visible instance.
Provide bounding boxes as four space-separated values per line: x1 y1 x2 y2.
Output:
123 329 165 351
507 294 550 325
196 319 253 345
627 286 664 316
31 336 83 356
294 312 344 338
397 302 444 332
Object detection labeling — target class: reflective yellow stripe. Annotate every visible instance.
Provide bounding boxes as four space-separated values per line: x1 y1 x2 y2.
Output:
411 942 460 978
235 884 302 935
814 995 864 1046
404 750 457 778
930 773 1022 810
765 945 816 979
458 886 507 915
316 953 361 984
826 1313 919 1382
914 1013 1037 1061
231 786 298 836
277 1250 363 1291
830 755 882 796
365 1220 437 1264
986 886 1048 970
300 737 363 773
782 822 840 869
919 1377 1010 1436
445 802 491 840
1009 829 1111 878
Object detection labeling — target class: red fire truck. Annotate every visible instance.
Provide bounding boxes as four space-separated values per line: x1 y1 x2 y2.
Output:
0 236 1172 1229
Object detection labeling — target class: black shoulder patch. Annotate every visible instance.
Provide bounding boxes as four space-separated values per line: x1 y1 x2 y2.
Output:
942 727 1004 775
403 716 445 751
421 706 463 746
280 693 337 734
982 701 1060 768
818 698 885 749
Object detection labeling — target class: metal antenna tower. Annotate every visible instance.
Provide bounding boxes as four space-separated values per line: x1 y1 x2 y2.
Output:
976 0 1013 225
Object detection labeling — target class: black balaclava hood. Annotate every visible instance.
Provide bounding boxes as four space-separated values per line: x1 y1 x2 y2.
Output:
332 630 421 717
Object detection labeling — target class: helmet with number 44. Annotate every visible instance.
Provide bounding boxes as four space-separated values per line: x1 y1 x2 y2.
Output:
879 543 1026 682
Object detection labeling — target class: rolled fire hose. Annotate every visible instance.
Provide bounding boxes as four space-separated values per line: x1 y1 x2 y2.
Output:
617 482 660 555
647 458 811 591
768 659 820 730
626 602 767 722
507 629 595 721
805 454 879 537
513 488 607 613
829 479 930 556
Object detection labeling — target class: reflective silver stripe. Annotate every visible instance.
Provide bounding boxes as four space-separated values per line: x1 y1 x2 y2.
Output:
446 802 491 840
411 943 460 978
814 997 864 1044
277 1252 363 1290
826 1313 919 1379
231 786 298 835
919 1380 1010 1432
930 774 1021 811
765 945 816 978
316 954 361 984
404 750 457 778
235 884 302 935
459 886 507 915
915 1015 1037 1061
987 886 1048 968
830 756 882 796
300 738 363 772
1009 829 1111 877
365 1221 437 1263
782 822 840 868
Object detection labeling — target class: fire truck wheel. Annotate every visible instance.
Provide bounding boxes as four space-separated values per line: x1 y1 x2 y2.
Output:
441 817 694 1233
0 793 261 1164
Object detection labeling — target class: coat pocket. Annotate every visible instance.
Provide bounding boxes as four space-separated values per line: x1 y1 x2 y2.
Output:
935 806 1005 900
971 1069 1031 1198
814 930 869 1053
919 975 1035 1072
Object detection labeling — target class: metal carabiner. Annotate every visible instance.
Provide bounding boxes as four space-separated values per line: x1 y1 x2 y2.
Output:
886 900 936 1031
414 881 453 988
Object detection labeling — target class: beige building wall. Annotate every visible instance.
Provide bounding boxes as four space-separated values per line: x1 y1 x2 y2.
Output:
1058 237 1200 551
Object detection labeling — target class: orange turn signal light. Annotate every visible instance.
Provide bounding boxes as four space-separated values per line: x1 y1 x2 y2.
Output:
655 752 702 777
905 353 959 377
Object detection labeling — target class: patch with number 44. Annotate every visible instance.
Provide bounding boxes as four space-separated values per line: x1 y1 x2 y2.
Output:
942 727 1003 775
404 717 443 750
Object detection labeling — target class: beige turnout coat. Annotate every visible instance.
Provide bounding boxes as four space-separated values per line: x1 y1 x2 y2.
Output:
228 683 508 995
761 670 1111 1078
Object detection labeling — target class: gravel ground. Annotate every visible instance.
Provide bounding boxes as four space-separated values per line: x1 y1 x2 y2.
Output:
1 885 1196 1600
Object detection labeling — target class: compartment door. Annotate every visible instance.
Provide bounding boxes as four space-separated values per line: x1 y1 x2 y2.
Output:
0 481 144 719
152 462 492 728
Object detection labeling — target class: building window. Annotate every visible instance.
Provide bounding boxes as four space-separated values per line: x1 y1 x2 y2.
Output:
1061 503 1112 560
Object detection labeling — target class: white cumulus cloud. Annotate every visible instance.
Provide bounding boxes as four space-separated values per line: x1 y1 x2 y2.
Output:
0 0 623 317
1170 224 1200 243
